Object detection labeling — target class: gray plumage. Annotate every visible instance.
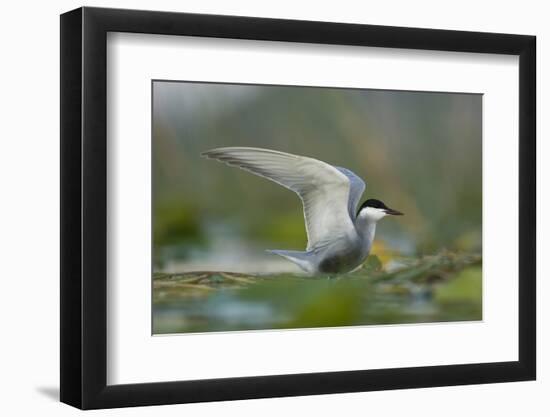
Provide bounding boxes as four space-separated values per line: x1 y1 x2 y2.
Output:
202 147 402 274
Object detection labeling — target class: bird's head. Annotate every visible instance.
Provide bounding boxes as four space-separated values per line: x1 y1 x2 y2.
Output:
357 199 404 222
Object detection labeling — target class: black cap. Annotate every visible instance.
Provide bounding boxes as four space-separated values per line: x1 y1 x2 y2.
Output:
358 199 404 216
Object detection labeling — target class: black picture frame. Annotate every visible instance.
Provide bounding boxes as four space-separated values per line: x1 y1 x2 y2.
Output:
60 6 536 410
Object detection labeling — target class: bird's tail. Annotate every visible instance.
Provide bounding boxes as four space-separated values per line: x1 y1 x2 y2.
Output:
267 249 314 273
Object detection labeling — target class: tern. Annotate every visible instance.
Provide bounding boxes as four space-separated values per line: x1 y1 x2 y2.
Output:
202 147 403 274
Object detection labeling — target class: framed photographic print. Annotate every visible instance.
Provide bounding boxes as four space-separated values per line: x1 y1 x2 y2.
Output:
60 6 536 409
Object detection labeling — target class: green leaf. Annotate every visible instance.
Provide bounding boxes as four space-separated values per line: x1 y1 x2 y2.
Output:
435 266 482 304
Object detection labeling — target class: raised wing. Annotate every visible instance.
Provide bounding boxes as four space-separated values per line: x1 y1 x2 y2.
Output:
202 147 361 250
334 167 366 220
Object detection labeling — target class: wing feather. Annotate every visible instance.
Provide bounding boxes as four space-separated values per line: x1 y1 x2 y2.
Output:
202 147 364 250
334 167 366 219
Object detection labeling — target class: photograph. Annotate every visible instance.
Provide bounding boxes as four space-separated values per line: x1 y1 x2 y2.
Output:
54 4 538 411
152 81 483 335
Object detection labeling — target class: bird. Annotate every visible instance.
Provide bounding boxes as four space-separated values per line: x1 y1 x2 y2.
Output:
202 147 403 274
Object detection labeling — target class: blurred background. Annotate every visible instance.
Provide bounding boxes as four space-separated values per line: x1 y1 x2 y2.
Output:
153 81 481 270
152 81 482 334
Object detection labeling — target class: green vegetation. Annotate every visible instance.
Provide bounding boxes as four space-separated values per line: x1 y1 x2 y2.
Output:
153 252 481 334
151 82 483 333
153 83 482 267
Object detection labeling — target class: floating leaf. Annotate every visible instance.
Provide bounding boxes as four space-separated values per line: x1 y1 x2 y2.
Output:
435 266 482 305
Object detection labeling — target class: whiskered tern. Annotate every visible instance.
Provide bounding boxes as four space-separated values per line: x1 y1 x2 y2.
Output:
202 147 403 274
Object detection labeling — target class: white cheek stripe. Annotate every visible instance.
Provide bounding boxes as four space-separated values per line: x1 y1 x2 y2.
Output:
360 207 387 222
